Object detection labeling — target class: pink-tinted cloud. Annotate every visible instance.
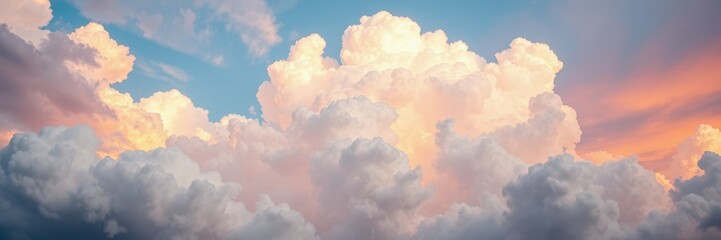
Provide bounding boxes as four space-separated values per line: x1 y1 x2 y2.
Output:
3 5 721 239
0 0 51 45
565 38 721 171
554 0 721 173
0 25 109 132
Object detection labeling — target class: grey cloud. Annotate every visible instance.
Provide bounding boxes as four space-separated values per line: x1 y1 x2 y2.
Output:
0 126 317 240
311 137 431 240
435 119 527 198
0 25 109 131
415 153 674 240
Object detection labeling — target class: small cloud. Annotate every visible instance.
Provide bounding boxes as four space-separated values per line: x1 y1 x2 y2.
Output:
138 60 191 83
248 105 257 116
212 55 225 66
288 30 301 41
155 62 190 82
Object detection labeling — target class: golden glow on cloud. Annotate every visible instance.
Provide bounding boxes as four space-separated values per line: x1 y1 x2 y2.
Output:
2 3 721 239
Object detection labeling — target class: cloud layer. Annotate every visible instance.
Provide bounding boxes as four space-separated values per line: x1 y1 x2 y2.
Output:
1 4 721 240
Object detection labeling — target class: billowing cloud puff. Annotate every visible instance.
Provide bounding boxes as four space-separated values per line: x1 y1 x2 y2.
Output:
0 126 317 240
0 12 236 157
666 124 721 180
0 25 108 133
502 155 626 239
310 138 430 239
433 119 526 205
138 90 214 140
167 96 402 223
67 22 136 86
416 154 674 240
257 12 581 190
0 0 51 45
670 152 721 232
636 152 721 239
0 19 167 156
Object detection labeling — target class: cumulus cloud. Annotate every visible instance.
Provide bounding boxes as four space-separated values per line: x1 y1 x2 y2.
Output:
416 154 673 240
666 124 721 180
1 7 232 157
67 22 136 86
0 24 108 133
0 19 169 156
310 138 430 239
68 0 281 56
0 126 317 240
0 0 51 45
635 152 721 239
432 119 526 206
257 12 581 192
3 5 721 240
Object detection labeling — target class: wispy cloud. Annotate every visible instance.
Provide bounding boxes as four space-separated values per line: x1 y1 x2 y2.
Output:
69 0 282 57
137 60 191 83
211 55 225 66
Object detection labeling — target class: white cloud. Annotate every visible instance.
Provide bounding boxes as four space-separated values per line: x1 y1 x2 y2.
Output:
211 55 225 66
137 60 191 83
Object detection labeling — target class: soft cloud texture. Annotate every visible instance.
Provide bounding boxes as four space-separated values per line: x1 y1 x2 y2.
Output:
137 60 192 84
69 0 281 56
0 126 317 240
2 5 721 240
0 0 51 45
0 19 168 156
0 24 107 134
257 12 581 186
666 124 721 180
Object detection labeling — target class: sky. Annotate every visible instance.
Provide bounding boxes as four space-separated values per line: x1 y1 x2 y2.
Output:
1 0 721 239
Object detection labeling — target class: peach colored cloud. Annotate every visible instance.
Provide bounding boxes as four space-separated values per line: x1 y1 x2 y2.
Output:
0 0 51 45
4 4 721 239
566 39 721 173
0 20 232 157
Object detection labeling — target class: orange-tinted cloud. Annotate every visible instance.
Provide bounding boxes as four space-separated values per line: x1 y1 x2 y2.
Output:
566 38 721 172
4 6 721 239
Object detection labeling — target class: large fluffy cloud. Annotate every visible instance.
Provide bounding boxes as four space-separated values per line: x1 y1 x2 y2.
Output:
2 5 721 240
635 152 721 239
0 19 163 156
0 126 316 240
0 9 239 157
0 24 108 134
311 138 430 239
0 0 51 45
257 12 581 192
